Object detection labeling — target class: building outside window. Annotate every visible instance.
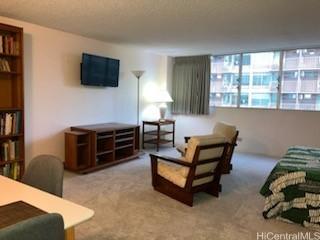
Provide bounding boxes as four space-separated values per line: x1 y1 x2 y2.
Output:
210 54 240 107
281 49 320 110
241 52 280 109
210 48 320 111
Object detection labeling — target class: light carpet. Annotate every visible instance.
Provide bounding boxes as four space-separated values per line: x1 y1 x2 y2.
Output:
63 148 313 240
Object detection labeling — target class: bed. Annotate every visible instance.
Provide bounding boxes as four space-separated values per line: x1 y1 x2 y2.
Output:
260 146 320 229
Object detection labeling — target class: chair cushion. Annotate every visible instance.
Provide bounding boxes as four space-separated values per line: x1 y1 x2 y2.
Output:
176 134 224 156
157 161 215 187
212 122 237 143
158 136 226 189
179 157 220 179
176 143 187 155
157 161 187 188
181 135 226 180
193 176 215 186
184 135 226 162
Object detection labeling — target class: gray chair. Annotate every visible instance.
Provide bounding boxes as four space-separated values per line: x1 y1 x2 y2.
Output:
22 155 64 197
0 213 64 240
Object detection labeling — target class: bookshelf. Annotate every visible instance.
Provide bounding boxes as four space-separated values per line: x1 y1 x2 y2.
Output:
65 123 140 173
0 23 24 180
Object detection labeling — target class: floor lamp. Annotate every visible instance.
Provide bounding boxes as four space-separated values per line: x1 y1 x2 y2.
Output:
131 70 145 125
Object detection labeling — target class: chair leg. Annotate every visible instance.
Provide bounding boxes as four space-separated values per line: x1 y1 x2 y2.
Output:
183 194 194 207
221 164 231 174
169 192 193 207
205 182 220 197
150 156 158 187
153 181 194 207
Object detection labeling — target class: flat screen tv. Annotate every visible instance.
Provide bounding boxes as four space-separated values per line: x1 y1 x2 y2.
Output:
81 53 120 87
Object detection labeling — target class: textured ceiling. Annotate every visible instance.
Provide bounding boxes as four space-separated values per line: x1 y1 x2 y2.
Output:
0 0 320 56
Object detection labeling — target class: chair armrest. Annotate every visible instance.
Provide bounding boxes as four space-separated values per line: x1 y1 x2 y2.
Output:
185 134 218 143
150 154 193 167
227 142 237 147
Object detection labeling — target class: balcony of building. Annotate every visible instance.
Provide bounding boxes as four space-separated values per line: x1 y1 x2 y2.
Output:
211 63 239 74
210 92 237 107
283 56 320 70
281 80 297 93
301 56 320 69
300 79 320 93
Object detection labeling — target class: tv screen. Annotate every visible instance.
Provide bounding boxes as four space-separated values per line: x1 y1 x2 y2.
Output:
81 53 120 87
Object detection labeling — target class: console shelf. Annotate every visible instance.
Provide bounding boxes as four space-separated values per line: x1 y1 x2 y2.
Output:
65 123 140 173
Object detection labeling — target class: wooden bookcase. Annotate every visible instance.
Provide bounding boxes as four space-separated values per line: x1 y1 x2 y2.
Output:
0 23 24 180
65 123 140 173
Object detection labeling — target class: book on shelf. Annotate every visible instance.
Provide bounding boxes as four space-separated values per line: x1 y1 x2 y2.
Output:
4 36 8 54
0 139 20 180
0 163 20 180
0 35 19 55
0 58 11 72
5 113 12 135
0 140 20 162
9 140 15 160
11 163 20 180
1 164 9 177
0 37 2 54
1 142 9 161
0 112 21 136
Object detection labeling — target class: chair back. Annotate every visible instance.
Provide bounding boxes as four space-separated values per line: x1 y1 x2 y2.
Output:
0 213 64 240
212 121 237 143
184 136 227 187
22 155 64 197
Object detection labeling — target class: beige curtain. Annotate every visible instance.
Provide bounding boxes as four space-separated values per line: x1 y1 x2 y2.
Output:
172 55 211 115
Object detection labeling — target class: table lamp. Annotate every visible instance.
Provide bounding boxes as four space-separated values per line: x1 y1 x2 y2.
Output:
153 90 173 121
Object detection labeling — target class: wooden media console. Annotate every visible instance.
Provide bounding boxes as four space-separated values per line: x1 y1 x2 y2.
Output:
65 123 140 173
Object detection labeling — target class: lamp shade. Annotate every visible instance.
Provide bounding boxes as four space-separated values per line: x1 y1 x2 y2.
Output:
131 70 145 79
152 90 173 103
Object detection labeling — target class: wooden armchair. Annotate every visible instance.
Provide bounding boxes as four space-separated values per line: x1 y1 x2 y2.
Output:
177 122 239 174
150 136 228 206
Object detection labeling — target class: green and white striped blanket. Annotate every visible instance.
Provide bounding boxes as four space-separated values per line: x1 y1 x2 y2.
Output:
260 146 320 229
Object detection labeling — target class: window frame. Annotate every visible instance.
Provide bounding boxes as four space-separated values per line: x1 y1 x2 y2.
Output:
210 47 320 112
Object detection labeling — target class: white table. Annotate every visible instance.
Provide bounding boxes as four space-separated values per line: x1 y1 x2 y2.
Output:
0 175 94 240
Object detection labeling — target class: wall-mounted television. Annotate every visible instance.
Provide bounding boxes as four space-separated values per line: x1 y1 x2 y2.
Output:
81 53 120 87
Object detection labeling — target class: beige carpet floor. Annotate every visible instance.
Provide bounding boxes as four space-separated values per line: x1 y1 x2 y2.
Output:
63 148 313 240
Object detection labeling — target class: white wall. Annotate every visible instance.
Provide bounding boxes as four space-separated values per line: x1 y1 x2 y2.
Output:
3 15 318 162
0 16 166 164
173 107 320 158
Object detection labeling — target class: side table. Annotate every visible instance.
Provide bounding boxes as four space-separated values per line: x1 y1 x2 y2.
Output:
142 120 175 151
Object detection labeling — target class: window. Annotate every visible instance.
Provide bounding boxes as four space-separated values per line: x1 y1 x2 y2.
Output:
242 54 251 65
241 52 280 109
242 74 249 85
280 49 320 110
210 54 240 107
210 48 320 111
